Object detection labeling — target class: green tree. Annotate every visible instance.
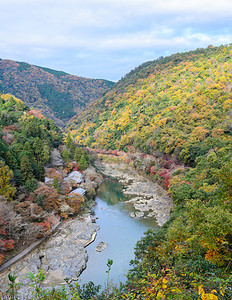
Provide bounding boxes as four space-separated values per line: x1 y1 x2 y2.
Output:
74 147 83 162
66 133 72 149
5 150 17 170
37 161 45 182
61 149 70 162
33 137 43 156
66 134 76 158
0 139 8 159
20 155 33 182
6 273 22 300
78 155 88 171
23 141 33 157
24 178 38 192
52 176 60 193
41 144 50 164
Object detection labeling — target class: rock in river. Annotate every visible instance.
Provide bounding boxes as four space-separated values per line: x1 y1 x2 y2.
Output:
96 241 108 252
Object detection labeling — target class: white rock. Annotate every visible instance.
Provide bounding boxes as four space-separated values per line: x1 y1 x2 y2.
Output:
96 241 107 252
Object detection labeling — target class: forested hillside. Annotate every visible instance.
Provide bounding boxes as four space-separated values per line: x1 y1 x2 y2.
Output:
0 93 91 267
67 44 232 298
0 59 114 125
69 44 232 157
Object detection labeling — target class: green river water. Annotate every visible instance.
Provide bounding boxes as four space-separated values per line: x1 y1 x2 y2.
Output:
78 178 159 288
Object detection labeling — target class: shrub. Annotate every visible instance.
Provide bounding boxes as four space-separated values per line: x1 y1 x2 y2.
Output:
24 178 38 192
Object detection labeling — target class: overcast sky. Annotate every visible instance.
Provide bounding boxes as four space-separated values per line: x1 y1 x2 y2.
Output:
0 0 232 81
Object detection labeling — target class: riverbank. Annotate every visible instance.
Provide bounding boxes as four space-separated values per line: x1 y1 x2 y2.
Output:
0 157 172 297
0 214 99 298
0 165 102 297
95 158 172 226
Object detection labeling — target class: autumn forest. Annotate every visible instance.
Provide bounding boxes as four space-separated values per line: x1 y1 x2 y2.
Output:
0 44 232 299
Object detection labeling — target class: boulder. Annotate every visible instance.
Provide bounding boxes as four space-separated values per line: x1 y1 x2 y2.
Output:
45 177 53 184
96 241 107 252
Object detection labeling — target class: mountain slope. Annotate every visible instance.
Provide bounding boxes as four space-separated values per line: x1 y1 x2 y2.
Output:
0 59 114 125
68 44 232 165
0 92 92 266
67 44 232 297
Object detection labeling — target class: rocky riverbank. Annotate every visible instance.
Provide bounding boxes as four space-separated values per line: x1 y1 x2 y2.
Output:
0 157 172 297
0 163 102 298
0 215 99 298
95 159 172 226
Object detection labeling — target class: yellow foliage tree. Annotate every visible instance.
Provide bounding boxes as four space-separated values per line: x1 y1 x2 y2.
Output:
0 161 16 200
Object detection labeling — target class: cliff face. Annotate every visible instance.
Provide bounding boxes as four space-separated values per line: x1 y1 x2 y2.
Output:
0 59 114 125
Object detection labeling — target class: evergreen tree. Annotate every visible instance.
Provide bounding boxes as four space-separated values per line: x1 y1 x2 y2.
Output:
37 161 45 182
33 137 43 156
65 133 76 157
52 176 60 193
74 147 83 162
41 144 50 164
23 142 33 157
48 119 56 131
0 96 3 108
24 178 38 192
20 155 33 182
61 149 70 162
0 139 8 159
66 133 72 149
69 143 76 158
5 150 17 170
78 155 88 171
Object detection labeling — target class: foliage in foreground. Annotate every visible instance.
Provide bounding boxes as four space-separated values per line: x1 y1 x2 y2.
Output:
2 263 231 300
1 260 117 300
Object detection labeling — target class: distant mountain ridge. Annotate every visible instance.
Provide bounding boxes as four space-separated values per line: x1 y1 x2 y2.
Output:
0 59 114 126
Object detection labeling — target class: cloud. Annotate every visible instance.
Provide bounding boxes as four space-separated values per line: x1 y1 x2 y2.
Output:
0 0 231 80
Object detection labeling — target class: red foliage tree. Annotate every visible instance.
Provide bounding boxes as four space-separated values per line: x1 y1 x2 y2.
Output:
159 169 171 189
72 162 80 171
0 239 14 251
150 166 157 175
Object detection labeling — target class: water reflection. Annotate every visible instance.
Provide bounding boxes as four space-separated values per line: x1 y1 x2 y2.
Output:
78 178 159 287
96 179 130 205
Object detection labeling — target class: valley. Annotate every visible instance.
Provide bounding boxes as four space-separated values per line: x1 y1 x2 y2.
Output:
0 44 231 299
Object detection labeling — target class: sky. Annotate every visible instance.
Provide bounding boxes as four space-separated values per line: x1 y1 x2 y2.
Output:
0 0 232 82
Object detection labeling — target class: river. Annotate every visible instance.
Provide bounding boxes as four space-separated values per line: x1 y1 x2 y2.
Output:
0 163 170 298
78 178 159 288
